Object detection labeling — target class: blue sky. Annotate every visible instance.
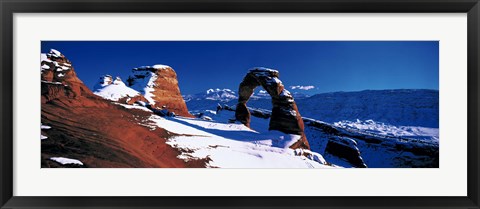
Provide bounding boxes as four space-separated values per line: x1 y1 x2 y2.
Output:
41 41 439 95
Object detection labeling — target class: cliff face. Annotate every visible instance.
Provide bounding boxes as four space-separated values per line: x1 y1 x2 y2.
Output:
41 49 205 168
126 65 192 117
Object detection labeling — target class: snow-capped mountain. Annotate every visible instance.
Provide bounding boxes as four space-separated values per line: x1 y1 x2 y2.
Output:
252 89 269 99
290 92 311 99
184 88 238 102
183 88 310 102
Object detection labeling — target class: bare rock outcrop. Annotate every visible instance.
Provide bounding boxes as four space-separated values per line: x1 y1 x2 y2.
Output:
41 49 106 107
41 49 92 97
235 67 310 150
126 65 192 117
41 50 205 168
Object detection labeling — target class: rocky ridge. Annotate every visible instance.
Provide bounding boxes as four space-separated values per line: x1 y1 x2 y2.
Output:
41 49 205 168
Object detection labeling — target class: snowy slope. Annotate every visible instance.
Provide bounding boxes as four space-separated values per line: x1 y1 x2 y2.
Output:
333 119 439 141
304 117 439 168
93 76 141 101
189 105 439 168
112 96 439 168
113 87 440 168
122 104 331 168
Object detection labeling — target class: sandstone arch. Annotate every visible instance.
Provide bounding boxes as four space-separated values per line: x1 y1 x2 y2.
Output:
235 67 310 150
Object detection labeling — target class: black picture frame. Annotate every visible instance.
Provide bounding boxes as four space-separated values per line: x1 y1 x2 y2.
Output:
1 0 479 208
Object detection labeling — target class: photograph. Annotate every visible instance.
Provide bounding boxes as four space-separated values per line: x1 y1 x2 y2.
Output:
40 41 439 168
2 1 478 208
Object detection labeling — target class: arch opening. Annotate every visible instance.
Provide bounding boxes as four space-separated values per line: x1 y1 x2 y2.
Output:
235 67 310 149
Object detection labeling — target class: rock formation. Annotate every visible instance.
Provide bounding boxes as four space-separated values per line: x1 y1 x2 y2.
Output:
93 75 149 105
93 74 114 90
41 49 92 96
41 49 105 107
303 119 367 168
41 49 205 168
126 65 191 117
235 67 310 150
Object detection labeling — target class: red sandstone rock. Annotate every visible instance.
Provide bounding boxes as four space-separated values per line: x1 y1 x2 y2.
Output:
235 67 310 150
41 49 205 168
41 49 92 98
126 65 192 117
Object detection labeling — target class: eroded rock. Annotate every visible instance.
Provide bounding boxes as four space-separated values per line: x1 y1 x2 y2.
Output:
235 67 310 150
126 65 192 117
41 49 92 98
41 49 106 107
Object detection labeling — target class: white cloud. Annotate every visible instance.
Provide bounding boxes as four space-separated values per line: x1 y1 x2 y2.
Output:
290 85 315 90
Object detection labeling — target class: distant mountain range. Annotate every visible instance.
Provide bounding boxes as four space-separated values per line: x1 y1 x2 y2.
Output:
183 88 238 102
185 89 439 128
183 88 310 102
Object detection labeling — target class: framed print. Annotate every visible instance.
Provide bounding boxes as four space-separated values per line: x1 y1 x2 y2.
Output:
1 0 479 208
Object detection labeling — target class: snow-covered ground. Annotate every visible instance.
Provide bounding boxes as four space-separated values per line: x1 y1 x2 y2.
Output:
184 101 439 168
304 117 439 168
117 103 152 112
93 76 141 102
116 88 440 168
122 104 331 168
94 83 140 102
333 119 439 141
49 157 84 166
41 123 51 140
